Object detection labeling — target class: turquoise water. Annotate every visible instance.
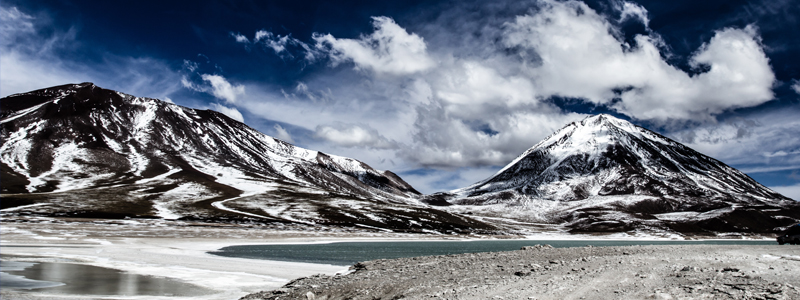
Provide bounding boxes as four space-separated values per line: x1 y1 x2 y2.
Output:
209 239 777 266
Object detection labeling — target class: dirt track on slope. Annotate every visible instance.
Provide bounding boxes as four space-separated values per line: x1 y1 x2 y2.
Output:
243 244 800 300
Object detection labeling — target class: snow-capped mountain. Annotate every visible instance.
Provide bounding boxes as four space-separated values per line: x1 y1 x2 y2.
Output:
0 83 494 233
428 114 799 234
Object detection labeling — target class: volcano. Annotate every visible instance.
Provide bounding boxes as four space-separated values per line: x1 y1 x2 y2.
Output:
428 114 799 234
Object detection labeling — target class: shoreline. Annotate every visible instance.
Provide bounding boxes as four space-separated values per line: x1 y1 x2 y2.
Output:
0 239 346 300
0 218 393 300
0 217 784 299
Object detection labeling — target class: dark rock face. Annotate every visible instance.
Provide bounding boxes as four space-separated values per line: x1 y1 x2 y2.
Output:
427 114 799 234
0 83 496 233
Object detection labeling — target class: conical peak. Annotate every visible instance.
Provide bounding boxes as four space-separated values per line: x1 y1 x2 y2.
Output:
522 113 648 158
571 113 640 134
579 114 624 126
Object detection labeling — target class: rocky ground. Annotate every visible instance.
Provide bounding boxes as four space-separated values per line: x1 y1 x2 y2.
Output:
243 244 800 300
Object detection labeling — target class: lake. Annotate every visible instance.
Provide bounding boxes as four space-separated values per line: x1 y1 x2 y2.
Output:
209 239 777 266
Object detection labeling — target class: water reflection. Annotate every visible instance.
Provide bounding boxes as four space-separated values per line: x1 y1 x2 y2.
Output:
1 261 213 297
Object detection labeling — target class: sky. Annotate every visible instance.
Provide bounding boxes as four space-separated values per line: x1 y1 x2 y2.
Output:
1 0 799 199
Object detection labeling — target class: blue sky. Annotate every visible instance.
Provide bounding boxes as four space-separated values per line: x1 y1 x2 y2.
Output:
2 0 799 198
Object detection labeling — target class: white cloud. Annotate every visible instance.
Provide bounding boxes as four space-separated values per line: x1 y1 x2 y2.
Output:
739 165 800 174
313 16 435 75
210 103 244 122
248 30 320 61
502 0 775 121
764 150 800 158
1 51 78 97
770 184 800 201
224 0 788 189
617 1 650 25
229 12 590 169
0 5 81 96
230 32 249 43
273 124 295 143
792 80 800 95
406 103 585 167
668 107 800 170
254 30 289 53
254 30 270 42
434 61 538 111
314 123 398 149
0 6 34 43
183 59 199 72
201 74 245 103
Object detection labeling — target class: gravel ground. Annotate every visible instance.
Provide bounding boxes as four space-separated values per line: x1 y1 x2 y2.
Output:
242 244 800 300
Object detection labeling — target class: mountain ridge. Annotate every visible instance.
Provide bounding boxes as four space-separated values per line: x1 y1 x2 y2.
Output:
1 83 494 233
3 83 797 236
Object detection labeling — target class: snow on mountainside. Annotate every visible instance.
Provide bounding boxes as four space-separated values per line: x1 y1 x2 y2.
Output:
426 114 800 235
0 83 494 233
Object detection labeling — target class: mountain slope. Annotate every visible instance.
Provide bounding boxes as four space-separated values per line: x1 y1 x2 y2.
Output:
428 114 799 235
0 83 494 233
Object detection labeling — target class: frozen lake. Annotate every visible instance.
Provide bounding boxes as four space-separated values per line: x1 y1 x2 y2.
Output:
0 259 214 297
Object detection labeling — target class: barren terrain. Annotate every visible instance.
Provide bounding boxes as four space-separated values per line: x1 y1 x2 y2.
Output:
244 244 800 300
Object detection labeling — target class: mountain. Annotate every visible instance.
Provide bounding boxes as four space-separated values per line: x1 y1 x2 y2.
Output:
0 83 494 233
426 114 799 235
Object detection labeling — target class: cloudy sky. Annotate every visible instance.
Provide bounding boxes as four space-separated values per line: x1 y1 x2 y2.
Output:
2 0 799 199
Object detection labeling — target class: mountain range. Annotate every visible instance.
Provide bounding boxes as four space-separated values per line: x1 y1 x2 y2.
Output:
2 83 797 236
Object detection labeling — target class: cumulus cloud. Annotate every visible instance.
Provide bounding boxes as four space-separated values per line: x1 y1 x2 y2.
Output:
201 74 245 103
616 0 650 25
434 61 538 111
254 30 289 53
502 0 775 121
312 16 435 75
273 124 295 143
210 103 244 122
792 80 800 95
230 32 249 43
406 102 585 167
224 0 785 189
314 123 398 149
